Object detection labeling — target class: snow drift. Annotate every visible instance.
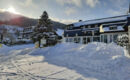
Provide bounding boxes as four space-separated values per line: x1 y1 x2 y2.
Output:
29 42 130 80
0 42 130 80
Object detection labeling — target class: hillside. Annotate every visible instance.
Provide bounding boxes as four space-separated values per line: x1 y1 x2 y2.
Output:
0 11 66 30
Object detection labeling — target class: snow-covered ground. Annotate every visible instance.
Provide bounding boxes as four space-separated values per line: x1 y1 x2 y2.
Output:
0 42 130 80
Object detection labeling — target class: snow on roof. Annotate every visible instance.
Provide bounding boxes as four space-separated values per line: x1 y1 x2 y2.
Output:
56 29 64 36
102 22 127 26
74 15 128 27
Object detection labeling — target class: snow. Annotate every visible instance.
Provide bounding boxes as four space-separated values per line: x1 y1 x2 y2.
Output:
0 42 130 80
56 29 64 36
74 15 127 27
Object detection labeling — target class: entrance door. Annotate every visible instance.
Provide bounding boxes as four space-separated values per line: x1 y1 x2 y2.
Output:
83 37 87 44
87 37 91 43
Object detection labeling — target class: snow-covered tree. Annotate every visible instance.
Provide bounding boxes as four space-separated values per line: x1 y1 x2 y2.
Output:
117 34 129 47
32 11 58 47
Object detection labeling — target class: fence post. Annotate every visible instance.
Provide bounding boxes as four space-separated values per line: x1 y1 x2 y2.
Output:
128 26 130 54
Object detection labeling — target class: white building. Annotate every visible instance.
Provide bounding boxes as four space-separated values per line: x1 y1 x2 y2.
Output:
64 14 129 44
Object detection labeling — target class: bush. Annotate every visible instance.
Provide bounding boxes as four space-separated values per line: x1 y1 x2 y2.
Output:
117 34 129 47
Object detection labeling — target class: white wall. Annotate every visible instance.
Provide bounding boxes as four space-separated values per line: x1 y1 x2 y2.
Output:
63 36 100 44
100 32 127 43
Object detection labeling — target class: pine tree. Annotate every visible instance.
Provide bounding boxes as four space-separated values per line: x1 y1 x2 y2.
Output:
32 11 58 47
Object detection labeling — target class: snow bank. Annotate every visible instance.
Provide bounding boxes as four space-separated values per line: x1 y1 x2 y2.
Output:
0 44 34 55
0 42 130 80
27 42 129 80
30 42 124 60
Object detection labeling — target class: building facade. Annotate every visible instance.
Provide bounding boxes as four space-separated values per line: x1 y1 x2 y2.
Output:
64 15 130 44
22 26 35 39
0 25 23 44
18 26 35 43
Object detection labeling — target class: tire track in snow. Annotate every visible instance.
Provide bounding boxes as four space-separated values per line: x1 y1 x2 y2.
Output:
11 59 67 80
11 59 40 80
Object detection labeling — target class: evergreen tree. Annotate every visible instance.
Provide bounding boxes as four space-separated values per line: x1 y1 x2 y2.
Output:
32 11 58 47
117 34 129 47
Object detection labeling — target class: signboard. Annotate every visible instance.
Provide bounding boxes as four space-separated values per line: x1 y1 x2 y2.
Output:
35 42 39 48
41 38 46 45
0 44 2 48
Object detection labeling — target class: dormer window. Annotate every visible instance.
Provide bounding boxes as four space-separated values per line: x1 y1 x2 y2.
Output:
109 25 117 30
85 25 88 28
84 31 87 34
82 26 85 29
91 25 95 28
66 34 68 37
76 33 78 36
95 25 98 28
88 25 91 28
69 26 73 29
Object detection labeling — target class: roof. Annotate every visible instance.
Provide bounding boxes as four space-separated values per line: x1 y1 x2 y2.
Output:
103 26 124 32
64 28 99 37
56 29 64 36
73 15 128 27
64 29 85 37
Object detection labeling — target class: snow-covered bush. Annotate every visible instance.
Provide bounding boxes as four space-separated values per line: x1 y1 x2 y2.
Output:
117 34 129 47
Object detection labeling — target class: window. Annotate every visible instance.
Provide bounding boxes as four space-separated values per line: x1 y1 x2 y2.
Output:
87 37 91 43
94 31 99 35
92 31 94 36
91 25 95 28
84 31 87 34
109 26 117 30
83 37 87 44
69 26 73 29
85 25 88 28
69 38 73 42
88 25 91 28
113 34 118 43
104 35 107 43
74 38 77 43
95 25 98 28
87 31 92 36
74 37 80 43
76 33 78 36
77 38 80 43
110 35 113 43
93 37 100 42
83 26 86 29
101 35 104 42
66 38 69 42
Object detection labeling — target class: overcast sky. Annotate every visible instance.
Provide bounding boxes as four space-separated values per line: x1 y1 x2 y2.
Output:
0 0 129 24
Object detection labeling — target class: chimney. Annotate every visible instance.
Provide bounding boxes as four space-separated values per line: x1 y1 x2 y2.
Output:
79 20 82 22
